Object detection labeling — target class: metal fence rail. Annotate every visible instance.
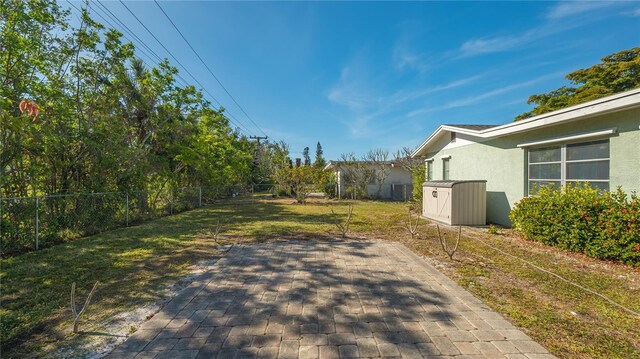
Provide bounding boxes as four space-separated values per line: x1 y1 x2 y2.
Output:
1 183 411 257
336 183 413 201
0 185 255 257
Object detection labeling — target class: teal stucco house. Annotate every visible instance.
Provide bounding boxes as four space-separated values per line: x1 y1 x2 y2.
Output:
411 88 640 226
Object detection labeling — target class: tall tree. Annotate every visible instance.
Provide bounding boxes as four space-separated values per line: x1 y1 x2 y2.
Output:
516 47 640 121
314 141 326 168
303 146 310 166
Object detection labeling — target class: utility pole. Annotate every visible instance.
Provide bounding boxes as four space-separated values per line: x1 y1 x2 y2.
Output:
250 136 269 169
249 136 268 144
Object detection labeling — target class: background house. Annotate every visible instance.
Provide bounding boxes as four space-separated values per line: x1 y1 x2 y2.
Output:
412 88 640 226
324 161 413 200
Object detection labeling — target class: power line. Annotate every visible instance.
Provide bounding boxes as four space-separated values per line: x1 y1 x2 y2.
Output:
153 0 268 137
69 1 254 136
110 1 253 134
114 0 257 136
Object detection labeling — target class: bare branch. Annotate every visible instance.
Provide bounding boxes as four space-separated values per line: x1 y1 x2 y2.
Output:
331 205 354 238
71 281 99 334
405 208 420 239
436 225 461 260
393 146 423 173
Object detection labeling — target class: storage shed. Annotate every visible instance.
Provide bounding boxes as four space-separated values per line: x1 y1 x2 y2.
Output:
423 180 486 225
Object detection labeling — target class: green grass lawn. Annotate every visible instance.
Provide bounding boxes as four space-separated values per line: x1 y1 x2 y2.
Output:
1 198 639 358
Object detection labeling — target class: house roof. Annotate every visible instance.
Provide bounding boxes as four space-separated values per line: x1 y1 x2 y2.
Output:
443 124 499 131
412 87 640 158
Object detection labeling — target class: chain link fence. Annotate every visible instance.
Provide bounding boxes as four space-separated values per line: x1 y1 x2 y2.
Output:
0 185 262 257
337 183 413 201
1 183 410 257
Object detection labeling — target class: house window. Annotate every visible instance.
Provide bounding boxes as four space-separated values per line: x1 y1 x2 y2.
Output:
528 139 609 194
443 158 450 180
426 161 433 181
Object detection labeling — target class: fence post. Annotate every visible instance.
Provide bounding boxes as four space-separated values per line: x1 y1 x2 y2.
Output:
251 184 255 203
198 187 202 207
126 193 129 226
35 196 39 250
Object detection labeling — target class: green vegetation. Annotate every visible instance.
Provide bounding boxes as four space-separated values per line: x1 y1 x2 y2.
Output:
2 199 639 358
1 1 254 200
516 47 640 120
1 1 338 255
412 163 426 205
510 184 640 265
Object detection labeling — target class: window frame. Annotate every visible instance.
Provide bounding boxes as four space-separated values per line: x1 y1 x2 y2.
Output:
426 160 433 181
442 158 450 180
527 139 610 195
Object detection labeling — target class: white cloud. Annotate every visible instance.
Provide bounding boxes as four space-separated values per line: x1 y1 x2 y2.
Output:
387 75 486 105
408 71 564 117
327 66 375 111
327 64 484 137
632 8 640 16
459 35 530 57
458 1 624 57
546 1 615 20
392 20 432 74
393 47 430 73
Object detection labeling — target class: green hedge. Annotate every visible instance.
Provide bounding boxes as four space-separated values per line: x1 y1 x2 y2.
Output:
509 184 640 265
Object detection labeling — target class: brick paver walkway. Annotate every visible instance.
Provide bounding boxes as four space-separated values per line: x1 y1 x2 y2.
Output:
107 239 554 359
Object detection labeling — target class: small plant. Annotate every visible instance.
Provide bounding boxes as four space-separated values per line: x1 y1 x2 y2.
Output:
211 220 224 243
488 224 500 235
405 208 420 239
129 325 137 334
436 225 461 260
331 205 354 238
70 281 99 334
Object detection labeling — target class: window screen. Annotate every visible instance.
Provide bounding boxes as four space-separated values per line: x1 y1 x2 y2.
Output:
528 139 610 194
443 158 450 180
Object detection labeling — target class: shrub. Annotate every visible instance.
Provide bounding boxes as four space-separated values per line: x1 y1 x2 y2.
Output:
412 164 426 204
510 183 640 265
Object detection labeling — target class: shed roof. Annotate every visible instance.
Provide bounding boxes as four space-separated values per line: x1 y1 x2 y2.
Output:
423 180 487 188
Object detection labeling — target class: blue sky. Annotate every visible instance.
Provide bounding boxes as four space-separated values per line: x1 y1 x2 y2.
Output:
68 1 640 160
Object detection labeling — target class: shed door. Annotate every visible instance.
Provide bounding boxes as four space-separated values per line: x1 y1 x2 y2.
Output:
424 186 438 217
437 188 451 221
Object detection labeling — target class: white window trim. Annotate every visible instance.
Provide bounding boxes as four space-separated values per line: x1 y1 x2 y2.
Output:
425 161 433 181
517 128 616 148
442 157 450 180
528 140 610 194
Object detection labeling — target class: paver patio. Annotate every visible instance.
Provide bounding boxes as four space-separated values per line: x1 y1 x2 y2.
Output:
107 239 554 359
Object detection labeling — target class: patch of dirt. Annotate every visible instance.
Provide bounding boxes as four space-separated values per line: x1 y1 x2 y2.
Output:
50 245 232 359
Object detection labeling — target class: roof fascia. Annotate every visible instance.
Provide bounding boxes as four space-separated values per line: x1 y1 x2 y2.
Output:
411 88 640 158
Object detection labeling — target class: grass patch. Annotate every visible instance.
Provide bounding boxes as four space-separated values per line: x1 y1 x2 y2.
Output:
401 224 640 358
1 198 639 358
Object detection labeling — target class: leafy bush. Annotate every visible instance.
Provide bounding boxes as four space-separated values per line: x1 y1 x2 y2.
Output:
510 183 640 265
412 164 426 204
